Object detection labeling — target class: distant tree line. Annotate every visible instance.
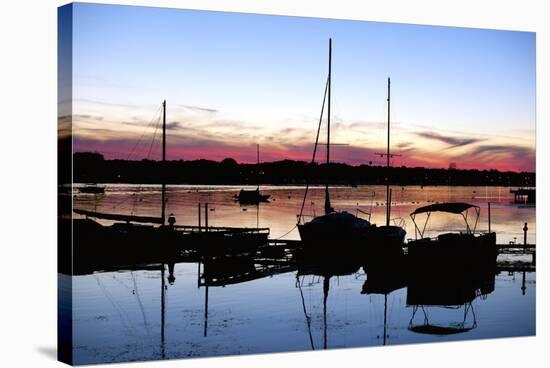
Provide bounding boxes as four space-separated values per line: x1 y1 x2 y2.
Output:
72 152 535 187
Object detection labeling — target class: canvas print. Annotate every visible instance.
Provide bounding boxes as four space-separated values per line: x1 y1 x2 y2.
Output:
58 2 536 365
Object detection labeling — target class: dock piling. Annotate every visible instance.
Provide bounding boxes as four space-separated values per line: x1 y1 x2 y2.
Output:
521 222 536 265
488 202 491 233
198 203 202 232
205 203 209 232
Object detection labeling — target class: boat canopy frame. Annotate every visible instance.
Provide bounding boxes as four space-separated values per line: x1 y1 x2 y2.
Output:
408 303 477 335
410 202 480 240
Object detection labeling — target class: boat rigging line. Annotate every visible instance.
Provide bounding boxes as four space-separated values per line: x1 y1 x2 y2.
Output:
131 109 163 216
296 275 316 350
298 75 330 222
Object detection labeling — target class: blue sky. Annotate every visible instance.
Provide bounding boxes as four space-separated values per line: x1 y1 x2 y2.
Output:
66 2 536 171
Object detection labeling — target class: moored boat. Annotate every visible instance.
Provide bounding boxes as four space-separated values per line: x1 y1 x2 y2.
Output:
72 101 183 266
297 38 375 251
236 187 270 204
235 144 270 204
78 183 105 194
365 77 406 261
407 202 497 269
406 257 496 335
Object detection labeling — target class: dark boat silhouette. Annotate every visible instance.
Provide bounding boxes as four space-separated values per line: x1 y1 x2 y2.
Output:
235 144 270 204
71 101 184 265
297 41 408 259
235 187 270 204
407 202 497 269
67 214 182 275
297 38 374 249
78 183 105 194
298 211 373 246
369 77 406 252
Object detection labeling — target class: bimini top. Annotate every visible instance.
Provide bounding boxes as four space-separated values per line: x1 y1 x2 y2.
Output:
410 202 478 216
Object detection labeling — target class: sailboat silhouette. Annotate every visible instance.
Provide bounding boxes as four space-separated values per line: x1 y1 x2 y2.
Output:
235 144 270 204
297 39 373 250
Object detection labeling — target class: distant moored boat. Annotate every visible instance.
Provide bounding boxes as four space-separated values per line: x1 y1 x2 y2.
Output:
407 202 497 268
236 187 270 204
79 184 105 194
235 144 270 204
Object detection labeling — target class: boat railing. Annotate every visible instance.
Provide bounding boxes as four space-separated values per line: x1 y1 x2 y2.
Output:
406 229 488 243
296 214 317 225
356 208 372 222
391 217 406 229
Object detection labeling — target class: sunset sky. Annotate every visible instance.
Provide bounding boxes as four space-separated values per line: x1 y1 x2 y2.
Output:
65 3 536 172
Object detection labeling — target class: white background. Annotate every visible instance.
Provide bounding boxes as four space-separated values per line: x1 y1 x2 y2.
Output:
0 0 547 367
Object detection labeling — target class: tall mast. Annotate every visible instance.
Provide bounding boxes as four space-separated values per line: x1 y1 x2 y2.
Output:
161 100 166 225
324 38 332 215
386 78 391 226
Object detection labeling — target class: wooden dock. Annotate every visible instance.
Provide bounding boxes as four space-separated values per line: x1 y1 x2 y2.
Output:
265 239 536 253
496 243 535 252
174 224 269 235
510 188 536 204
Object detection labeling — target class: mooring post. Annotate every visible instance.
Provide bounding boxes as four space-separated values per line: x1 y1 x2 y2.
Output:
205 203 209 232
199 202 205 233
522 222 535 265
487 202 491 233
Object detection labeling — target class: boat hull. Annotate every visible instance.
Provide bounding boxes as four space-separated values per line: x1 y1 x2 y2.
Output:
363 225 406 257
407 232 497 271
236 189 270 204
298 220 406 269
69 218 184 274
78 186 105 194
297 223 367 247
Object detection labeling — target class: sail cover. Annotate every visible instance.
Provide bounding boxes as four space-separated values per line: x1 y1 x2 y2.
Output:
410 202 478 216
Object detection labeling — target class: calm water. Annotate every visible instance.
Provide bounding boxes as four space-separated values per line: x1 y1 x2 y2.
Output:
70 185 536 364
74 184 536 244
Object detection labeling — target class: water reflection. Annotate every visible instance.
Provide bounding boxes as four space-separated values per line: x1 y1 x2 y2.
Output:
70 238 534 365
405 263 496 337
361 260 407 346
295 249 362 350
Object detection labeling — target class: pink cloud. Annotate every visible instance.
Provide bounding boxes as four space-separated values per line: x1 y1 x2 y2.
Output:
74 136 534 172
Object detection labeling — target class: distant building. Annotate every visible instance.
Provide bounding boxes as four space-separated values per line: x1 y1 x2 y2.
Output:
449 162 457 170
